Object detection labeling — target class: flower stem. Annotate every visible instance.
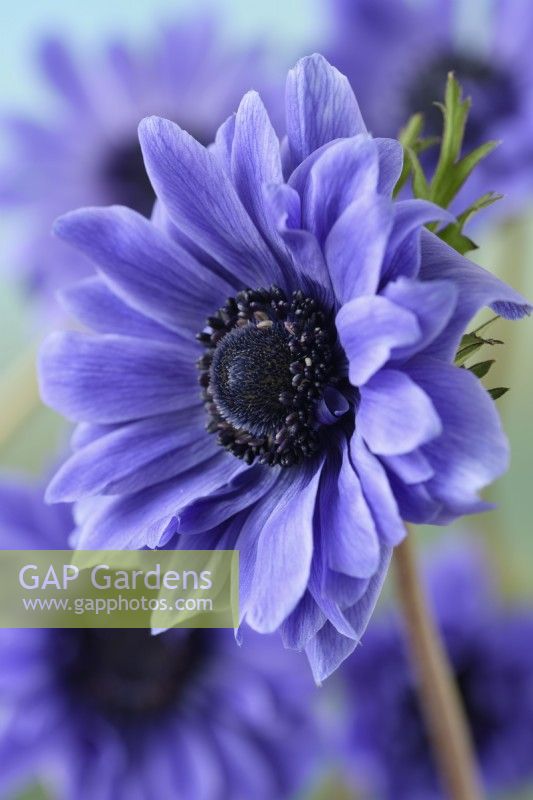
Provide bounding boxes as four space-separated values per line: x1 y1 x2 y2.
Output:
394 533 484 800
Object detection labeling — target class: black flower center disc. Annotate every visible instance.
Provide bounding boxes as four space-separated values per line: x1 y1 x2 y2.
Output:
210 323 294 437
198 286 342 467
59 629 209 725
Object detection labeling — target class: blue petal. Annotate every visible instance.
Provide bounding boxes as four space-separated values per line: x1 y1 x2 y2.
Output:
301 136 378 244
305 543 391 683
285 54 366 168
55 206 233 336
73 454 247 550
381 200 454 284
320 441 380 579
382 276 458 361
358 368 442 455
39 332 198 423
408 356 509 521
375 138 404 196
420 231 531 361
46 408 212 502
350 432 406 546
326 194 394 303
61 277 180 344
246 465 322 633
231 91 287 256
337 294 420 385
138 116 284 289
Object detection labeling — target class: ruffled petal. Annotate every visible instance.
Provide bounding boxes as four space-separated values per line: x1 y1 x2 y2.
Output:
381 200 454 284
231 91 286 254
305 544 392 683
55 206 233 335
358 369 442 455
302 136 379 244
46 408 211 502
375 138 403 196
320 441 380 578
73 454 247 550
350 432 406 546
326 194 394 303
382 276 458 361
60 277 181 344
39 332 198 423
336 294 420 386
285 54 366 168
419 231 531 361
408 356 509 521
138 116 285 289
245 465 323 633
173 464 280 535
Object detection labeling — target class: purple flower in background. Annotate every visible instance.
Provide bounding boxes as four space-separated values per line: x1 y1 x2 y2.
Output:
0 16 270 309
39 54 530 681
325 0 533 217
339 540 533 799
0 476 319 800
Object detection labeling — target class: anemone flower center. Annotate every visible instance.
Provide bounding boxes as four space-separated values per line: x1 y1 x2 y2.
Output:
406 51 518 148
197 286 346 467
396 656 495 770
59 629 209 724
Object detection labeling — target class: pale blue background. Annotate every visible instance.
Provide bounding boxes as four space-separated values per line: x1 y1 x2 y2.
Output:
1 0 324 112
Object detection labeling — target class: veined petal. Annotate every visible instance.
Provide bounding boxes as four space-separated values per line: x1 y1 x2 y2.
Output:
381 200 454 284
74 453 247 550
408 356 510 520
320 444 380 579
55 206 233 335
285 54 366 168
375 138 403 196
302 136 379 244
39 332 198 423
60 277 182 345
350 432 406 546
336 294 420 386
231 92 285 253
358 369 442 455
420 231 531 360
382 276 458 361
326 194 394 303
46 408 211 502
305 544 391 683
246 465 323 633
138 116 285 289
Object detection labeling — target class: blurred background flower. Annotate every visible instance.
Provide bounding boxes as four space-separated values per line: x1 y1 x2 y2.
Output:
0 474 321 800
0 15 277 315
0 1 532 799
337 538 533 799
324 0 533 220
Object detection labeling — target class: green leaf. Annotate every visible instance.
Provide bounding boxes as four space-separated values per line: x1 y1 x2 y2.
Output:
397 73 502 250
489 387 509 400
439 191 503 254
406 147 430 199
395 113 440 197
468 359 495 379
455 318 503 366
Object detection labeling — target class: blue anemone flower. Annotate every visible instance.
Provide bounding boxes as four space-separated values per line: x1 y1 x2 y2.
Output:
0 15 271 309
324 0 533 217
0 476 319 800
339 539 533 799
39 54 530 681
